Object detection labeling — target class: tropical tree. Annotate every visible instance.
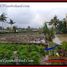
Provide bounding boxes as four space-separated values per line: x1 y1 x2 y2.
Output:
49 16 59 31
43 23 55 42
43 23 55 55
56 20 63 33
62 18 67 33
57 18 67 33
13 26 17 33
0 13 7 30
9 19 15 27
51 15 67 34
8 19 15 32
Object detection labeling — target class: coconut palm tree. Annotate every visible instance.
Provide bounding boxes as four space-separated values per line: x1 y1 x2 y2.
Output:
9 19 15 27
49 16 59 30
0 13 7 30
43 23 55 42
8 19 15 32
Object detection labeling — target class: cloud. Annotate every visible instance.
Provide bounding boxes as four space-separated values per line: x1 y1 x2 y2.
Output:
0 3 67 28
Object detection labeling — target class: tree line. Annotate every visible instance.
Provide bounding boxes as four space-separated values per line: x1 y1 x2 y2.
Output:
48 15 67 34
0 13 67 33
42 15 67 56
0 13 16 32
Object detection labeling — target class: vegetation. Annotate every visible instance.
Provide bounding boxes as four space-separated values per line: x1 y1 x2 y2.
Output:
0 12 67 34
55 41 67 57
43 23 55 55
49 16 59 29
0 12 67 65
43 23 55 42
49 16 67 34
0 13 7 30
0 43 45 65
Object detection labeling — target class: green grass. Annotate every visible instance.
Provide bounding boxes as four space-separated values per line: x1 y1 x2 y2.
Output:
0 42 66 65
0 43 45 65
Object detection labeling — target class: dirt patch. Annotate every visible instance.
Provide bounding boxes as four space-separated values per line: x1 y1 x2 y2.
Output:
0 33 45 43
57 34 67 42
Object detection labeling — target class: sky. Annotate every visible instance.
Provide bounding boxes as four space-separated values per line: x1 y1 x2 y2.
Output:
0 2 67 28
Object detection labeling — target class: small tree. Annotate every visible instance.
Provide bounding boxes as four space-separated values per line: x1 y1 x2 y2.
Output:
43 23 55 42
43 23 55 55
49 16 59 33
13 26 17 33
62 18 67 33
8 19 15 32
0 13 7 30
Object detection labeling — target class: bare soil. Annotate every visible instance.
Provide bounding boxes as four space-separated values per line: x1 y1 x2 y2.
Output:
0 33 45 43
57 34 67 42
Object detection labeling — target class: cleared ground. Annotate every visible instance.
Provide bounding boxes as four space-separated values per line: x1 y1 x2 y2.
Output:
57 34 67 42
0 33 45 43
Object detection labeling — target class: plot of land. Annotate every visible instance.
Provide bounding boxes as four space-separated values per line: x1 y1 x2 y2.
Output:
0 33 45 43
0 43 45 65
57 34 67 42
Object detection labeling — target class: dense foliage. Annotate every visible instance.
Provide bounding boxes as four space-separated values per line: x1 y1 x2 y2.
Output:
55 41 67 57
0 43 45 65
43 23 55 42
49 16 67 34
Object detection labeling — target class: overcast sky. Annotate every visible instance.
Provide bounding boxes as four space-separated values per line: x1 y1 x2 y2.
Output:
0 2 67 28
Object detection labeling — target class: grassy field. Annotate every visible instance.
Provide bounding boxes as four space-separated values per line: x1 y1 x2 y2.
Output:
0 43 46 65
